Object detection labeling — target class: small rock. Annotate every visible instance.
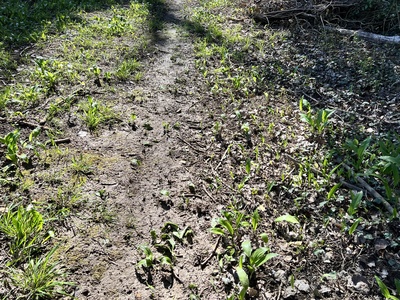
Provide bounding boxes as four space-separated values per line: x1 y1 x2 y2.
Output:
347 274 370 294
78 130 88 137
273 269 287 283
294 279 311 293
374 238 390 251
283 286 297 299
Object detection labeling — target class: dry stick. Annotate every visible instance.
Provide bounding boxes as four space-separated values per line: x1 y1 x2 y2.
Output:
201 236 221 268
16 120 52 131
53 138 71 145
343 163 394 214
177 135 205 153
339 179 363 192
202 185 216 202
214 146 230 170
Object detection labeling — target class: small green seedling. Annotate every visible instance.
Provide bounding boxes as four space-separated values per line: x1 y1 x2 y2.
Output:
375 276 399 300
348 191 363 216
275 214 299 224
137 245 155 268
345 137 371 170
299 97 334 134
241 240 278 279
210 210 249 242
0 130 28 168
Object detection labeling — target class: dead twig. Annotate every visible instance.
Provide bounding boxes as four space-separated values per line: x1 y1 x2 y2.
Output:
52 138 71 145
343 163 394 214
16 120 52 131
201 236 221 268
177 135 205 153
214 145 230 170
202 185 216 202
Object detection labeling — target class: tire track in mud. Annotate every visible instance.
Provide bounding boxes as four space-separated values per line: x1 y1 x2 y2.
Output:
68 1 216 299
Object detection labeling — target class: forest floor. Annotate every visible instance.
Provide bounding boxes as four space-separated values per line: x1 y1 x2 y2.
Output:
0 0 400 299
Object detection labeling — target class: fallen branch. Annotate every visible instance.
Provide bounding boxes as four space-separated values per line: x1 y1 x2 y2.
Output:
201 236 221 268
343 163 394 214
324 26 400 44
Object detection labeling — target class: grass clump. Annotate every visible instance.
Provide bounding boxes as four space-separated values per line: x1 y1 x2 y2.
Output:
79 96 119 131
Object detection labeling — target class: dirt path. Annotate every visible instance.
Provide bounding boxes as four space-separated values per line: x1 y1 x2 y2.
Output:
64 1 216 298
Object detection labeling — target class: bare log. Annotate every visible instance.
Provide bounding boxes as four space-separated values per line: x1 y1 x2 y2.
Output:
324 26 400 44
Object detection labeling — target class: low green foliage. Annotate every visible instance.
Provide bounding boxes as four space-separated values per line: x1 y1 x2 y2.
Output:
6 246 74 299
240 240 278 279
0 130 29 169
299 97 335 135
375 276 399 300
79 96 117 131
0 205 45 260
137 245 155 268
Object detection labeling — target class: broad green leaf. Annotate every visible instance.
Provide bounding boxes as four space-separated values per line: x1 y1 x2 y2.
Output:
321 272 337 280
380 155 400 166
375 276 392 299
160 256 172 266
275 214 299 224
395 278 400 295
219 219 234 236
241 240 252 258
260 233 269 243
251 248 278 268
210 227 225 236
348 191 363 216
161 221 179 233
251 210 260 231
236 267 249 289
327 183 341 200
160 190 170 196
245 158 251 175
348 218 362 235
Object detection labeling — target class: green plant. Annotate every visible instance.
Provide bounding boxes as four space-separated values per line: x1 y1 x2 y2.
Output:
0 130 28 168
275 214 299 224
348 217 362 235
210 209 249 245
0 205 46 260
137 245 155 268
155 222 193 261
375 276 400 300
71 154 93 176
344 137 372 170
79 96 116 131
235 240 278 299
379 154 400 187
115 58 141 80
6 246 74 299
299 97 335 134
348 191 363 216
240 240 278 279
79 96 102 131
